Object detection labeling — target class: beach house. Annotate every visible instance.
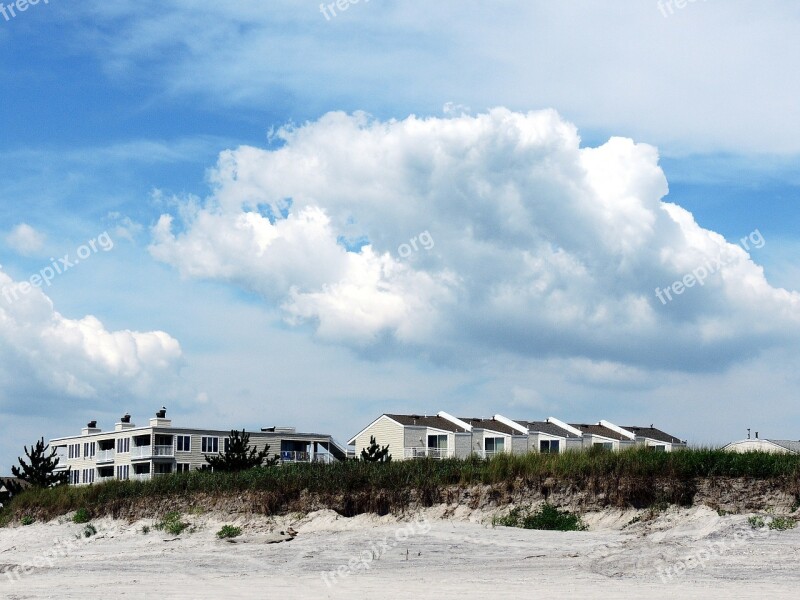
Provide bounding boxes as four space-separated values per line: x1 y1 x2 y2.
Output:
49 408 347 485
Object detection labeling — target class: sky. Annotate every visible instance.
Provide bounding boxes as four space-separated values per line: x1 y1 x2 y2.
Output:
1 0 799 471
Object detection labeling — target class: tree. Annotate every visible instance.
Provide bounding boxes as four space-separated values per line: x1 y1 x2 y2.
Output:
11 438 69 488
360 435 391 463
203 429 279 472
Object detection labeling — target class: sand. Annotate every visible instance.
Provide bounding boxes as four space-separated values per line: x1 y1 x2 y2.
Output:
1 505 798 599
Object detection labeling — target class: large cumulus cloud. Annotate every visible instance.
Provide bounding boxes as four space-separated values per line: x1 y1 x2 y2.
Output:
149 108 800 370
0 270 184 408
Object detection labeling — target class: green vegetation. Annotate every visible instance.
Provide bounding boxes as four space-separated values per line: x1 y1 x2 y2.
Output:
4 448 800 524
154 511 190 536
493 504 586 531
82 524 97 538
73 508 91 524
216 524 243 539
11 438 70 489
748 515 766 529
203 429 279 472
361 435 392 462
20 515 35 526
141 525 150 534
768 516 796 531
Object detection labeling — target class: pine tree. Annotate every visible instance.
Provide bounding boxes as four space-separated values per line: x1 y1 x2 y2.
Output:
203 429 279 472
360 435 391 463
11 438 69 488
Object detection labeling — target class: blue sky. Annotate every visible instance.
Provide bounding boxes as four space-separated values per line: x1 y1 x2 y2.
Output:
2 1 800 471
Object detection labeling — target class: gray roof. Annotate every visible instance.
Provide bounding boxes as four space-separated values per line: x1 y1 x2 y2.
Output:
622 426 684 445
385 414 469 433
767 440 800 454
517 420 581 439
570 423 630 441
461 418 519 436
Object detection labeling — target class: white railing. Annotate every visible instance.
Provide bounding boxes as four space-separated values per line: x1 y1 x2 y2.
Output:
97 475 114 482
153 445 174 457
96 449 115 463
403 447 453 459
312 453 334 463
130 445 151 459
131 473 151 481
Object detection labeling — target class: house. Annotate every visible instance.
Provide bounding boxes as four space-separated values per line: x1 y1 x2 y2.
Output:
722 437 800 454
49 408 347 486
349 412 688 459
623 425 687 452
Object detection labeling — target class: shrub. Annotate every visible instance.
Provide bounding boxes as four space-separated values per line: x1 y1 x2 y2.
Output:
769 516 796 531
82 524 97 538
141 525 150 534
748 516 766 529
493 504 586 531
73 508 91 524
216 524 242 539
20 515 34 526
154 511 189 536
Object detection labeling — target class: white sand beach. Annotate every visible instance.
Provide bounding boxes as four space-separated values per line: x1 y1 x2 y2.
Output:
1 505 798 599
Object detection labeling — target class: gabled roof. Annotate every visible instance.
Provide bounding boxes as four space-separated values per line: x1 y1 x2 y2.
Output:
461 418 519 436
622 426 684 445
570 423 630 441
387 414 470 433
517 420 582 439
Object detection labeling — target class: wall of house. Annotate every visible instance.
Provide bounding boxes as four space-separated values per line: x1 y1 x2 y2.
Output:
454 433 472 458
354 417 404 460
511 435 529 455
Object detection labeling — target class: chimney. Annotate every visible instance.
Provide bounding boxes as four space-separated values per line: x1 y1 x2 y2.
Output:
82 420 101 436
150 407 172 428
755 431 759 439
115 413 136 431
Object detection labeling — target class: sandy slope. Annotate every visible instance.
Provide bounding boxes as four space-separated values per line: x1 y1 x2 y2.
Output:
1 505 798 599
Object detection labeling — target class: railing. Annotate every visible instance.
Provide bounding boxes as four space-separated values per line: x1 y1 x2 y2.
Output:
130 445 151 459
312 453 334 463
97 475 114 482
280 450 311 462
403 447 453 459
96 449 115 463
131 473 151 481
153 445 174 457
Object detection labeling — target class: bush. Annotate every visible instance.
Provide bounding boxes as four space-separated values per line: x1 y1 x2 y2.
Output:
769 516 796 531
82 524 97 538
216 524 242 539
20 515 34 526
141 525 150 534
73 508 91 524
154 511 189 536
493 504 586 531
748 516 766 529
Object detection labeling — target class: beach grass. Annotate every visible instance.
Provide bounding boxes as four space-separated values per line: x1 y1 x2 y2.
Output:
3 447 800 524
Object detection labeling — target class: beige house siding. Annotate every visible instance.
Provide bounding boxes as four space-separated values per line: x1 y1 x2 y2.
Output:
354 416 404 460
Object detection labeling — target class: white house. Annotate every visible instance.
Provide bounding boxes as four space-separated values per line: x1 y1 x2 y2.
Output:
722 437 800 454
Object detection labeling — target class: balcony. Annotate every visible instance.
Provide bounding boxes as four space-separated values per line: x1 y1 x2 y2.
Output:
280 450 311 463
131 445 174 460
312 453 334 463
403 447 453 460
131 473 151 482
97 475 114 482
96 449 115 464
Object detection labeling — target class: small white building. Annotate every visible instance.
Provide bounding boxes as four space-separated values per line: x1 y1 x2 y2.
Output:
722 438 800 454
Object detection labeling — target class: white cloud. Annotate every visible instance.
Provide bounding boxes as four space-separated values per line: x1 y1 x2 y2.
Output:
0 269 184 411
6 223 45 256
149 109 800 371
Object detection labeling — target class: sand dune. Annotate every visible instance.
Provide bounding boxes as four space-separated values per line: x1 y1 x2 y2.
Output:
1 505 798 599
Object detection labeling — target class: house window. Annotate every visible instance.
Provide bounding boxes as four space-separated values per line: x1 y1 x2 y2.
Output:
116 438 130 453
593 442 613 451
224 437 231 453
176 463 191 473
485 438 505 454
176 435 191 452
650 445 666 452
540 439 560 453
427 435 447 449
71 470 80 485
201 437 219 453
68 443 81 459
81 469 95 484
116 465 129 480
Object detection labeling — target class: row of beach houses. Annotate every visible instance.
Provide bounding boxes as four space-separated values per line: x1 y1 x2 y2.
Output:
35 409 688 486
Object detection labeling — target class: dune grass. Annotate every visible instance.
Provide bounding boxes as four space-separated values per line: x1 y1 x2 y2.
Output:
2 448 799 524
